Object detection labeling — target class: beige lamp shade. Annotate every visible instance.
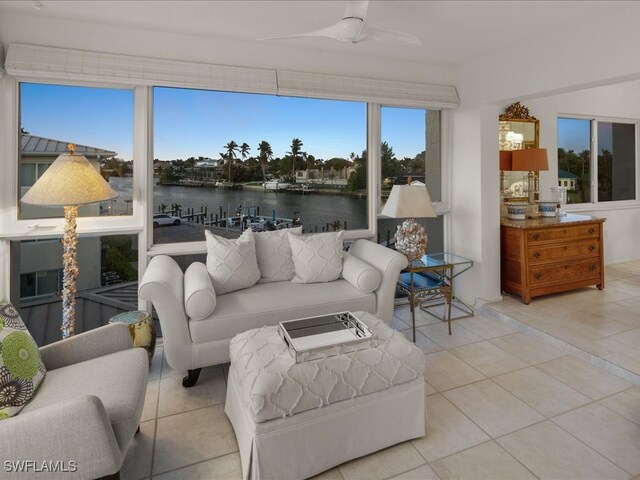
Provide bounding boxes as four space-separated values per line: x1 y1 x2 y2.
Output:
380 182 436 219
21 151 117 207
512 148 549 172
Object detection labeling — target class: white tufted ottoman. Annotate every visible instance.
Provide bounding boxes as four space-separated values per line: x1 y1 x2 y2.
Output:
225 311 425 480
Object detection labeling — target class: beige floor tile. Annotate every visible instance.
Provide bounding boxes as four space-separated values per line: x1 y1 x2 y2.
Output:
391 315 411 331
537 355 632 400
153 404 238 475
587 302 640 327
498 420 629 480
338 442 425 480
449 341 528 377
605 327 640 350
394 305 443 328
398 328 443 355
424 350 485 392
388 464 439 480
121 420 155 480
493 366 591 417
559 311 634 338
148 346 163 381
153 452 242 480
161 352 182 379
443 380 544 438
157 365 226 418
430 440 536 480
418 322 482 349
489 333 565 365
599 387 640 426
454 314 519 339
411 394 489 462
554 403 640 475
140 380 159 423
425 380 437 396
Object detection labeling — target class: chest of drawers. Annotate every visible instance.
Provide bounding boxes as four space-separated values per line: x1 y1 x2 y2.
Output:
500 214 605 304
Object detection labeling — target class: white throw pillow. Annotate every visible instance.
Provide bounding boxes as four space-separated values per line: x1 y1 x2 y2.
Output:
204 228 260 294
255 227 303 283
184 262 217 320
288 231 344 284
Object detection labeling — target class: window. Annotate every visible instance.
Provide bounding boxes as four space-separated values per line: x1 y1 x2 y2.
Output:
19 83 134 219
558 117 637 204
153 87 366 243
20 269 62 299
378 107 443 251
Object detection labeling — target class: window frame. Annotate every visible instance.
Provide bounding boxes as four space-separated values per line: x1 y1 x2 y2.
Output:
1 74 452 303
557 114 640 210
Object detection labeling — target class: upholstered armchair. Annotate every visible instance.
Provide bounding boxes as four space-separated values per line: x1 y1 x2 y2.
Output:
0 323 148 479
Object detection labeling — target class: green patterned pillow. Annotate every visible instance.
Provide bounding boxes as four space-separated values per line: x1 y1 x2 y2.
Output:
0 300 46 420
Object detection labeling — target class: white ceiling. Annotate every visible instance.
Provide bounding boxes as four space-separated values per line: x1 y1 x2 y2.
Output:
0 0 633 67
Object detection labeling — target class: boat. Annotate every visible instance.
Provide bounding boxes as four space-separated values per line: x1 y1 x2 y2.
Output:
263 180 292 191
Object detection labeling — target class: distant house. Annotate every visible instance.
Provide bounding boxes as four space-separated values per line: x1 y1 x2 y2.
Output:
558 170 578 190
195 157 221 168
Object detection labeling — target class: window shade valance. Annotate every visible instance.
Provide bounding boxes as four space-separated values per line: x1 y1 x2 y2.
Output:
5 43 459 109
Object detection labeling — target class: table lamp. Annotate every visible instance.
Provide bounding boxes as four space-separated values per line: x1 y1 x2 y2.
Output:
512 148 548 205
380 180 436 261
499 150 513 197
21 144 118 339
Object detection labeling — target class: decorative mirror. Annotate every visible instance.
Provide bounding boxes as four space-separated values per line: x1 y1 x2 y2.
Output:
499 102 539 200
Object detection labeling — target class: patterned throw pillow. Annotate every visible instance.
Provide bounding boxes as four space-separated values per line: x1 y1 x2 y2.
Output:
288 231 344 284
205 228 261 294
254 227 303 283
0 300 46 420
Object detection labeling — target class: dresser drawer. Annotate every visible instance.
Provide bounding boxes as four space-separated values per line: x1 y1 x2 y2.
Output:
529 260 600 286
527 224 599 243
527 240 600 263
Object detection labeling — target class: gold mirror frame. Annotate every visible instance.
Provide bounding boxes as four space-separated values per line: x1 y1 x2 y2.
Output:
499 102 539 202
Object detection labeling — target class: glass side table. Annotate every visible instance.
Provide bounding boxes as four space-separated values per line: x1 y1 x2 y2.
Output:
419 253 474 321
397 258 453 341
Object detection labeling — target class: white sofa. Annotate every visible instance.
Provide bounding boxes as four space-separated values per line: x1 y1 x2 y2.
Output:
139 239 407 387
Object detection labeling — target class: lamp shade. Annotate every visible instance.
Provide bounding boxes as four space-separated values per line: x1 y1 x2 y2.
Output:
499 150 513 171
21 151 117 207
380 182 436 219
512 148 548 172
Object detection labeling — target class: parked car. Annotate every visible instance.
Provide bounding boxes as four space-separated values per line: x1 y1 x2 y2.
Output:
153 213 181 227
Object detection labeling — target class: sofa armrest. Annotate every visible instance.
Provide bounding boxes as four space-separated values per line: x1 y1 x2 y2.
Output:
341 253 382 293
139 255 193 371
39 323 132 371
348 239 408 323
0 395 122 479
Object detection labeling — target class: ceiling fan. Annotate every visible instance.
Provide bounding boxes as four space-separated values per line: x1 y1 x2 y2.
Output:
259 0 421 47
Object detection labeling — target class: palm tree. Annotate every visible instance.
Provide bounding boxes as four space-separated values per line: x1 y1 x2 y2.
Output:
240 142 251 162
257 140 273 184
288 138 304 180
224 140 239 182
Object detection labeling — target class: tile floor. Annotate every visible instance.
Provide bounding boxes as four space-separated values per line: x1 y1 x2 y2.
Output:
123 261 640 479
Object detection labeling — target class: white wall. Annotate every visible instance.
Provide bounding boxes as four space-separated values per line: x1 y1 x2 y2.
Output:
451 2 640 306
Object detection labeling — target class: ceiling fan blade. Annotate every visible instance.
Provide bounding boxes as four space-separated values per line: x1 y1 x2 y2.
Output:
258 24 345 42
342 0 370 20
363 25 422 46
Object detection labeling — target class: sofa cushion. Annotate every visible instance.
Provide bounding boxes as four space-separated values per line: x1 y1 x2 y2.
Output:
189 280 375 343
20 347 147 450
289 231 344 284
0 300 46 420
184 262 217 320
205 228 260 294
255 227 303 283
341 253 382 293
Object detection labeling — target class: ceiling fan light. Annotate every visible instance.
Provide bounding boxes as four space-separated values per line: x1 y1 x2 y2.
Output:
334 17 364 42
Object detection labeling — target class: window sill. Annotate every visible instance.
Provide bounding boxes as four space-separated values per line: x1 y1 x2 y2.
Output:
564 201 640 214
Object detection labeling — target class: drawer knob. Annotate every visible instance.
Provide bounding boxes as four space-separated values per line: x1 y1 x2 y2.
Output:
588 227 595 234
534 272 542 280
589 264 597 272
533 251 541 259
588 245 596 252
532 233 540 241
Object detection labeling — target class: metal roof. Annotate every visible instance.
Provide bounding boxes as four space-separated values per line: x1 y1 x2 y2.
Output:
20 134 117 158
558 170 579 179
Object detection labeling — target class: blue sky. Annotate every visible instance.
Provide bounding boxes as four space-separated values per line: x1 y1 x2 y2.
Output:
21 83 426 161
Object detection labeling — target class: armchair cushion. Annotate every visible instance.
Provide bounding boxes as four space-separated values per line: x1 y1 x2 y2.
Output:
205 228 260 294
289 231 344 284
184 262 217 320
0 300 46 420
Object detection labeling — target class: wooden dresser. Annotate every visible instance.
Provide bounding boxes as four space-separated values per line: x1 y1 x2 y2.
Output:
500 214 605 304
